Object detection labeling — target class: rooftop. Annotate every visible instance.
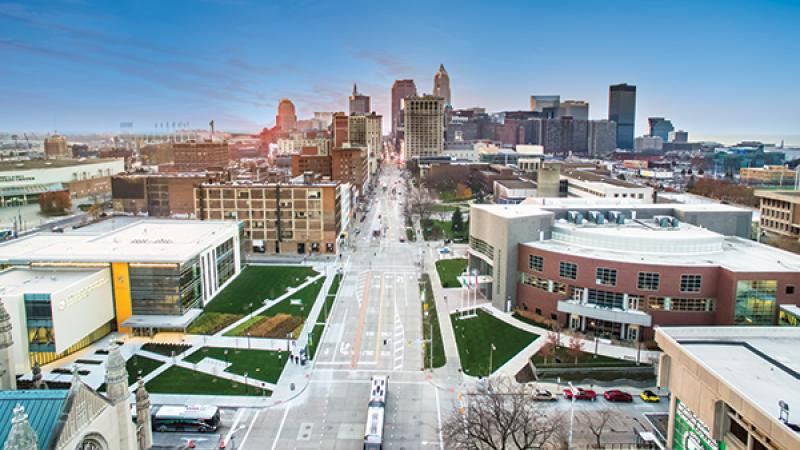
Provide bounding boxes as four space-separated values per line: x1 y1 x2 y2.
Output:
0 158 122 172
561 168 644 188
0 219 240 264
495 179 537 189
0 268 105 297
524 219 800 272
756 190 800 202
471 203 553 219
658 327 800 438
0 390 69 448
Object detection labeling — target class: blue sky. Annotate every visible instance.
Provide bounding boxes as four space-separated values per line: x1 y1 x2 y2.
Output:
1 0 799 144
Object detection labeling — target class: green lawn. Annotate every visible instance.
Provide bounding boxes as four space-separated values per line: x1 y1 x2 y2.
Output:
435 258 467 288
421 274 446 369
146 366 267 397
261 277 326 318
126 355 163 385
532 346 645 368
320 273 342 322
438 190 472 203
184 347 288 384
204 265 318 314
430 203 461 213
451 309 539 377
422 219 467 242
307 324 325 359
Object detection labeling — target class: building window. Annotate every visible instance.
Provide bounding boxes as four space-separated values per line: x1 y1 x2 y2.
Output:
648 297 666 310
559 261 577 280
787 285 796 295
586 289 625 309
596 268 617 286
735 280 777 325
637 272 660 291
528 255 543 272
670 298 716 312
680 274 702 293
535 308 542 315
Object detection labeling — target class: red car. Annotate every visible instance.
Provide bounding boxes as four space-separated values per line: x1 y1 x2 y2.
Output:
563 388 596 401
603 390 633 402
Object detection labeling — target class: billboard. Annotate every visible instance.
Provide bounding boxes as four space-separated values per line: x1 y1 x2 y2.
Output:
672 398 725 450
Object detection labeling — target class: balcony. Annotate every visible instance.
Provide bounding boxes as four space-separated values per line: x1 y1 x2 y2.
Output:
557 300 652 327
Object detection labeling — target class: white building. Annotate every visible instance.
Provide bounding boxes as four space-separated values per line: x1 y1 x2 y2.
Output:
634 135 664 151
562 169 654 203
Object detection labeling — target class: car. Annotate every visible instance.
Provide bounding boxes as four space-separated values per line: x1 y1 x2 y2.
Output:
563 387 596 401
532 389 557 402
438 247 451 254
399 236 405 242
640 390 660 403
603 390 633 403
51 226 64 233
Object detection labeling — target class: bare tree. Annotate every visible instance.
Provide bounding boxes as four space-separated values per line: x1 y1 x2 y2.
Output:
441 377 562 449
582 408 617 448
567 335 583 364
407 185 434 222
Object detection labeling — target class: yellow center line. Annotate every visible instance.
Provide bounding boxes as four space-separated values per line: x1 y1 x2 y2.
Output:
374 273 385 363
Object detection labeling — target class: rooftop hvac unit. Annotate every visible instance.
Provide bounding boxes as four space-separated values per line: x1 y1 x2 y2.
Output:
587 211 606 224
567 210 584 225
607 210 625 224
653 215 678 228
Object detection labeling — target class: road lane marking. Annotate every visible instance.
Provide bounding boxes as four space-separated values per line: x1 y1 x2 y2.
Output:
238 409 260 450
270 404 291 450
435 386 444 449
351 271 373 368
224 408 246 444
374 273 385 363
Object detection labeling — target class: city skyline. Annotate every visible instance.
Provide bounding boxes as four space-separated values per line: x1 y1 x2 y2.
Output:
1 0 799 145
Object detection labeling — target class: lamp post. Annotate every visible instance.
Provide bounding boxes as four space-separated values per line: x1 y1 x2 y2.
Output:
247 331 251 350
567 382 577 450
488 343 496 377
247 302 254 320
223 349 229 366
286 332 291 353
244 371 249 395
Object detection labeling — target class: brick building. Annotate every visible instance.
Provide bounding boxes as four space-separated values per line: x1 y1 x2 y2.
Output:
173 142 229 171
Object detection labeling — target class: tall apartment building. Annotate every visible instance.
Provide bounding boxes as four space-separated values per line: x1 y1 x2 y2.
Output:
195 181 342 254
588 120 617 156
609 83 636 150
756 190 800 238
349 83 370 115
432 64 451 106
276 98 297 132
44 135 69 159
541 117 589 155
391 79 417 139
403 95 445 159
557 100 589 120
331 146 368 194
332 113 349 148
173 142 229 171
648 117 674 141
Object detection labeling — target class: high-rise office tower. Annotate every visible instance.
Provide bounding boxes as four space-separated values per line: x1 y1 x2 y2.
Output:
558 100 590 120
349 83 370 115
588 120 617 156
276 98 297 132
433 64 451 106
530 95 560 118
608 83 636 150
391 79 417 138
648 117 674 142
403 95 445 159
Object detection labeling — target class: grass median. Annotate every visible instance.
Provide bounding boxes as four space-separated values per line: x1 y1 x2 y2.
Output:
421 274 446 369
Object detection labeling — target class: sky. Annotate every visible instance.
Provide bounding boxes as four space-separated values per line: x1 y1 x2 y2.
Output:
1 0 799 144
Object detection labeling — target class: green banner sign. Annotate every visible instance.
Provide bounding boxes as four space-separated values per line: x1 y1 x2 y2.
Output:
673 398 725 450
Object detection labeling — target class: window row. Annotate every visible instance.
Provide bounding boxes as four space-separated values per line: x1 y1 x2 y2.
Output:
532 256 702 293
647 297 715 312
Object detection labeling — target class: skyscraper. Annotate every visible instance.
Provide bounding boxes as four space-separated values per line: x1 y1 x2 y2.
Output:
648 117 674 142
608 83 636 150
276 98 297 132
530 95 560 118
349 83 370 115
558 100 590 120
432 64 451 106
403 95 445 159
391 79 417 139
588 120 617 156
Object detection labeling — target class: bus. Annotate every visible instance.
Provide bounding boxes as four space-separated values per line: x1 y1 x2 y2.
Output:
151 405 221 433
364 375 388 450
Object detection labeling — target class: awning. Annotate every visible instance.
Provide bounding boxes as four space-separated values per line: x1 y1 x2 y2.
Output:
0 183 64 197
121 308 202 329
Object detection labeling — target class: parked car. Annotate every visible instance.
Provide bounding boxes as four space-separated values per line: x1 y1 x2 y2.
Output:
563 388 596 401
640 390 660 403
532 389 557 402
399 236 405 243
603 390 633 403
438 247 451 254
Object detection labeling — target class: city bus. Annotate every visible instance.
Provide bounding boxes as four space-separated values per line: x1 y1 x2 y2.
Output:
364 375 388 449
150 405 221 433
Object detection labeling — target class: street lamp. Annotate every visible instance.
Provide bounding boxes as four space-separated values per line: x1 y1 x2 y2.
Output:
247 331 251 350
567 382 578 450
488 343 496 377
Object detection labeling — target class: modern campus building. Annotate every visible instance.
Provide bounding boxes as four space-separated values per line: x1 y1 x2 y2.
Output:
0 219 242 370
468 202 800 341
561 168 654 202
0 158 124 208
656 327 800 450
